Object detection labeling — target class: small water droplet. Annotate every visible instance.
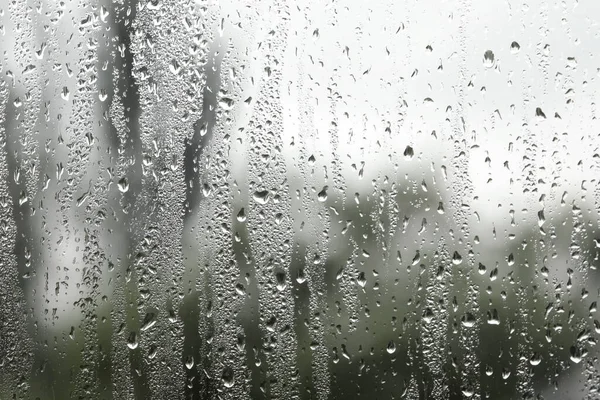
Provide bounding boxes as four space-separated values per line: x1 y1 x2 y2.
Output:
483 50 495 68
510 41 520 54
169 59 181 75
61 86 70 101
423 308 434 324
386 341 396 354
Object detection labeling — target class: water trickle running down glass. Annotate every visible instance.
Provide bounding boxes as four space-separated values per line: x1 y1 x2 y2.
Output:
1 0 600 399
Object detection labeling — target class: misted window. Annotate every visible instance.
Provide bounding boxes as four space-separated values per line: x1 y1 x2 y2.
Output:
1 0 599 399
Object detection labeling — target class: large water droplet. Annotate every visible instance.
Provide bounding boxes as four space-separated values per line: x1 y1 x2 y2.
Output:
253 190 270 204
222 366 235 387
118 177 129 193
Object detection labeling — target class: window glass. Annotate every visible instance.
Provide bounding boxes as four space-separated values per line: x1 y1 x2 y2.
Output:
1 0 599 399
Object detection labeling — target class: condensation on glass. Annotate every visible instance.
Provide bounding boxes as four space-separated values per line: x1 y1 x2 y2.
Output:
1 0 599 399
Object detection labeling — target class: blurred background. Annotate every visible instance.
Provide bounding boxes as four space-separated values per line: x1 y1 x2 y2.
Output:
1 0 600 399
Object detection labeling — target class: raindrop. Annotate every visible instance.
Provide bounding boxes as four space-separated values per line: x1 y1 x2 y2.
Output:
357 272 367 288
483 50 495 68
317 186 328 202
530 353 542 366
510 41 520 54
386 341 396 354
437 202 445 214
219 97 235 110
570 346 583 363
535 107 546 119
169 59 181 75
236 208 247 222
127 332 138 350
423 308 434 324
478 263 486 275
185 355 195 370
222 366 235 387
141 313 156 331
461 313 476 328
275 271 286 291
118 177 129 193
61 86 70 101
452 251 462 265
253 190 270 204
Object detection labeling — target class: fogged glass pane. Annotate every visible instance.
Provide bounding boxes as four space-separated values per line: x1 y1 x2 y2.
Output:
1 0 600 399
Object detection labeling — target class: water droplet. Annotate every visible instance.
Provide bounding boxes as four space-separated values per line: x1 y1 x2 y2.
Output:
478 263 486 275
570 346 583 363
275 271 286 291
403 146 414 160
22 64 36 75
185 355 195 369
236 208 247 222
169 59 181 75
219 97 235 110
99 89 108 102
253 190 270 204
317 186 328 202
296 269 306 284
529 353 542 366
452 251 462 265
127 332 138 350
118 177 129 193
61 86 70 101
141 313 156 331
18 191 28 206
461 312 476 328
386 341 396 354
357 272 367 288
423 308 434 324
483 50 495 68
510 41 520 54
437 202 445 214
535 107 547 119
